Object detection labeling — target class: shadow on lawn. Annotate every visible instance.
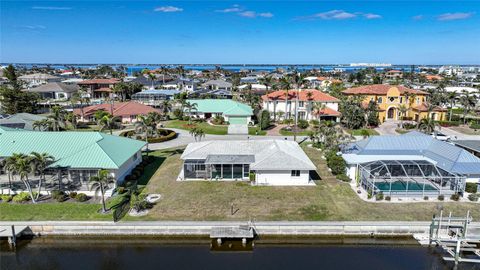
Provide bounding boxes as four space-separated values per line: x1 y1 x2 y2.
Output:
137 156 166 186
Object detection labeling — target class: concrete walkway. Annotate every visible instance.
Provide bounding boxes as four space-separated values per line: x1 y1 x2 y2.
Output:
148 128 307 150
438 126 480 140
375 121 400 135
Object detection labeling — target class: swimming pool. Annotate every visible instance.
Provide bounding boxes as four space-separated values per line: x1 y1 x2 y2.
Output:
375 181 438 192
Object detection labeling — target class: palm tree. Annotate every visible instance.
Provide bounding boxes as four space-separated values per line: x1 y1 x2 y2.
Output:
65 112 78 130
259 75 274 111
71 87 90 121
311 102 327 121
161 100 172 118
97 114 121 135
33 119 52 131
2 157 17 194
14 154 36 203
48 105 67 131
89 169 115 213
29 152 54 200
305 91 314 120
189 127 205 142
147 73 156 89
279 77 291 120
398 105 408 128
446 91 457 122
417 117 437 134
184 102 198 124
458 90 476 124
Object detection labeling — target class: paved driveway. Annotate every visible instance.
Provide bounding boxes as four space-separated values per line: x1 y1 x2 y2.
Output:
375 121 400 135
438 127 480 140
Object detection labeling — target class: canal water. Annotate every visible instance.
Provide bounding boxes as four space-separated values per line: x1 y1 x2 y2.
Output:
1 236 478 270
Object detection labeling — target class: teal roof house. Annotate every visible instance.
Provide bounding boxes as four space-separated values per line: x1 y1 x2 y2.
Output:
0 127 145 193
185 99 254 134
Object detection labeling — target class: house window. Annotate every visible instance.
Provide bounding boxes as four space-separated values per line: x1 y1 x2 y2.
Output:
400 97 403 103
416 97 420 104
291 170 300 177
299 101 304 107
378 97 383 104
389 97 395 103
243 164 250 178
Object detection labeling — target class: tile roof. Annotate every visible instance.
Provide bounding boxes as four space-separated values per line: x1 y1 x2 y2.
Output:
74 101 159 117
186 99 253 116
317 107 341 116
0 129 145 169
412 102 447 112
181 140 316 170
342 84 428 95
0 113 47 131
262 89 340 102
78 78 120 85
344 131 480 175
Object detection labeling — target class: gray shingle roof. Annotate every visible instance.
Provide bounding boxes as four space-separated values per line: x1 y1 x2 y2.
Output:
25 82 79 93
181 140 316 170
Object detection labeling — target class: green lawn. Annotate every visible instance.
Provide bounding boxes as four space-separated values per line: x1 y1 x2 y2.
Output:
279 128 312 136
164 120 266 135
1 146 478 221
346 128 379 136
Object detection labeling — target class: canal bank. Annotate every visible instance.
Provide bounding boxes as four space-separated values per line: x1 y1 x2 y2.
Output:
3 220 477 237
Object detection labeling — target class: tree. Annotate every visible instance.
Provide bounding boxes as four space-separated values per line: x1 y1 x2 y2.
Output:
279 77 292 120
0 65 40 114
259 110 271 130
366 101 380 127
184 102 198 124
33 119 52 131
97 113 121 135
13 153 36 203
189 127 205 141
47 105 67 131
65 112 78 130
29 152 54 200
446 91 457 122
70 87 90 121
458 90 477 124
2 157 17 194
417 117 437 134
89 169 115 213
398 105 408 128
259 75 274 111
311 102 326 121
340 97 366 129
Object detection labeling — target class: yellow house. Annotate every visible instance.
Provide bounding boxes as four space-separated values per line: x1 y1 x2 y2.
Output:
342 84 446 123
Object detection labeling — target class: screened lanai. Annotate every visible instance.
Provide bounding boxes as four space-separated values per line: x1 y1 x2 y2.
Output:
359 160 466 197
183 155 252 180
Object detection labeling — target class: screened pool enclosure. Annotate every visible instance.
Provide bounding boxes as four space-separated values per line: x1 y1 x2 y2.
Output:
359 160 466 197
183 155 252 180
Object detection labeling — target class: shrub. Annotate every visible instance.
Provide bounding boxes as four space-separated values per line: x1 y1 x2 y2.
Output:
310 119 319 126
424 196 429 201
325 151 346 175
375 192 384 201
69 192 77 199
75 193 88 202
465 183 478 194
438 195 444 201
51 190 66 202
12 192 32 203
298 119 309 129
336 174 351 182
367 192 373 199
385 196 391 201
146 129 177 143
470 123 480 130
173 108 183 119
403 123 416 130
249 172 256 181
211 115 225 125
1 195 13 203
468 193 479 202
437 121 460 127
450 193 460 201
182 116 190 121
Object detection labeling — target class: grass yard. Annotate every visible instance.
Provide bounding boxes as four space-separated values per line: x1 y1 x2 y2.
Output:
164 120 266 135
346 128 379 136
279 128 312 136
1 146 478 221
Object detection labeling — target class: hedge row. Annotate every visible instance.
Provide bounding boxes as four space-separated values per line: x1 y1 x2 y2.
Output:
119 129 177 143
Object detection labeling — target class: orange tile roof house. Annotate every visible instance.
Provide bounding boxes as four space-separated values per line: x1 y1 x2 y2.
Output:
77 78 120 99
262 89 341 122
342 84 446 123
74 101 159 123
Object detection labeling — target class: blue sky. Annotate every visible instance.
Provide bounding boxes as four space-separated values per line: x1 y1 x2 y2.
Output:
1 1 479 64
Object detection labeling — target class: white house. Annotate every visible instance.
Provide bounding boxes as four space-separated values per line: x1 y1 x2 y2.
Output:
262 89 341 122
180 140 316 186
24 82 79 100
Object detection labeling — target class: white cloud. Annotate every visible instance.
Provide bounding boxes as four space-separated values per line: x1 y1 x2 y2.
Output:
154 6 183 13
238 11 273 18
216 5 242 13
437 12 474 21
363 13 382 19
412 15 424 20
312 10 357 20
32 6 72 10
22 25 47 30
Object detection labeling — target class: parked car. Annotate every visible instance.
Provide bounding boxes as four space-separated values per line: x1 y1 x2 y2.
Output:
431 132 451 141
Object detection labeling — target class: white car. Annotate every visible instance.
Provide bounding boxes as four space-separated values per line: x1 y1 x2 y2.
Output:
431 132 451 141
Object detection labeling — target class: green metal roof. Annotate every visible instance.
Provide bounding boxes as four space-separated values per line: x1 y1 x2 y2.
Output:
0 130 146 169
186 99 253 116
